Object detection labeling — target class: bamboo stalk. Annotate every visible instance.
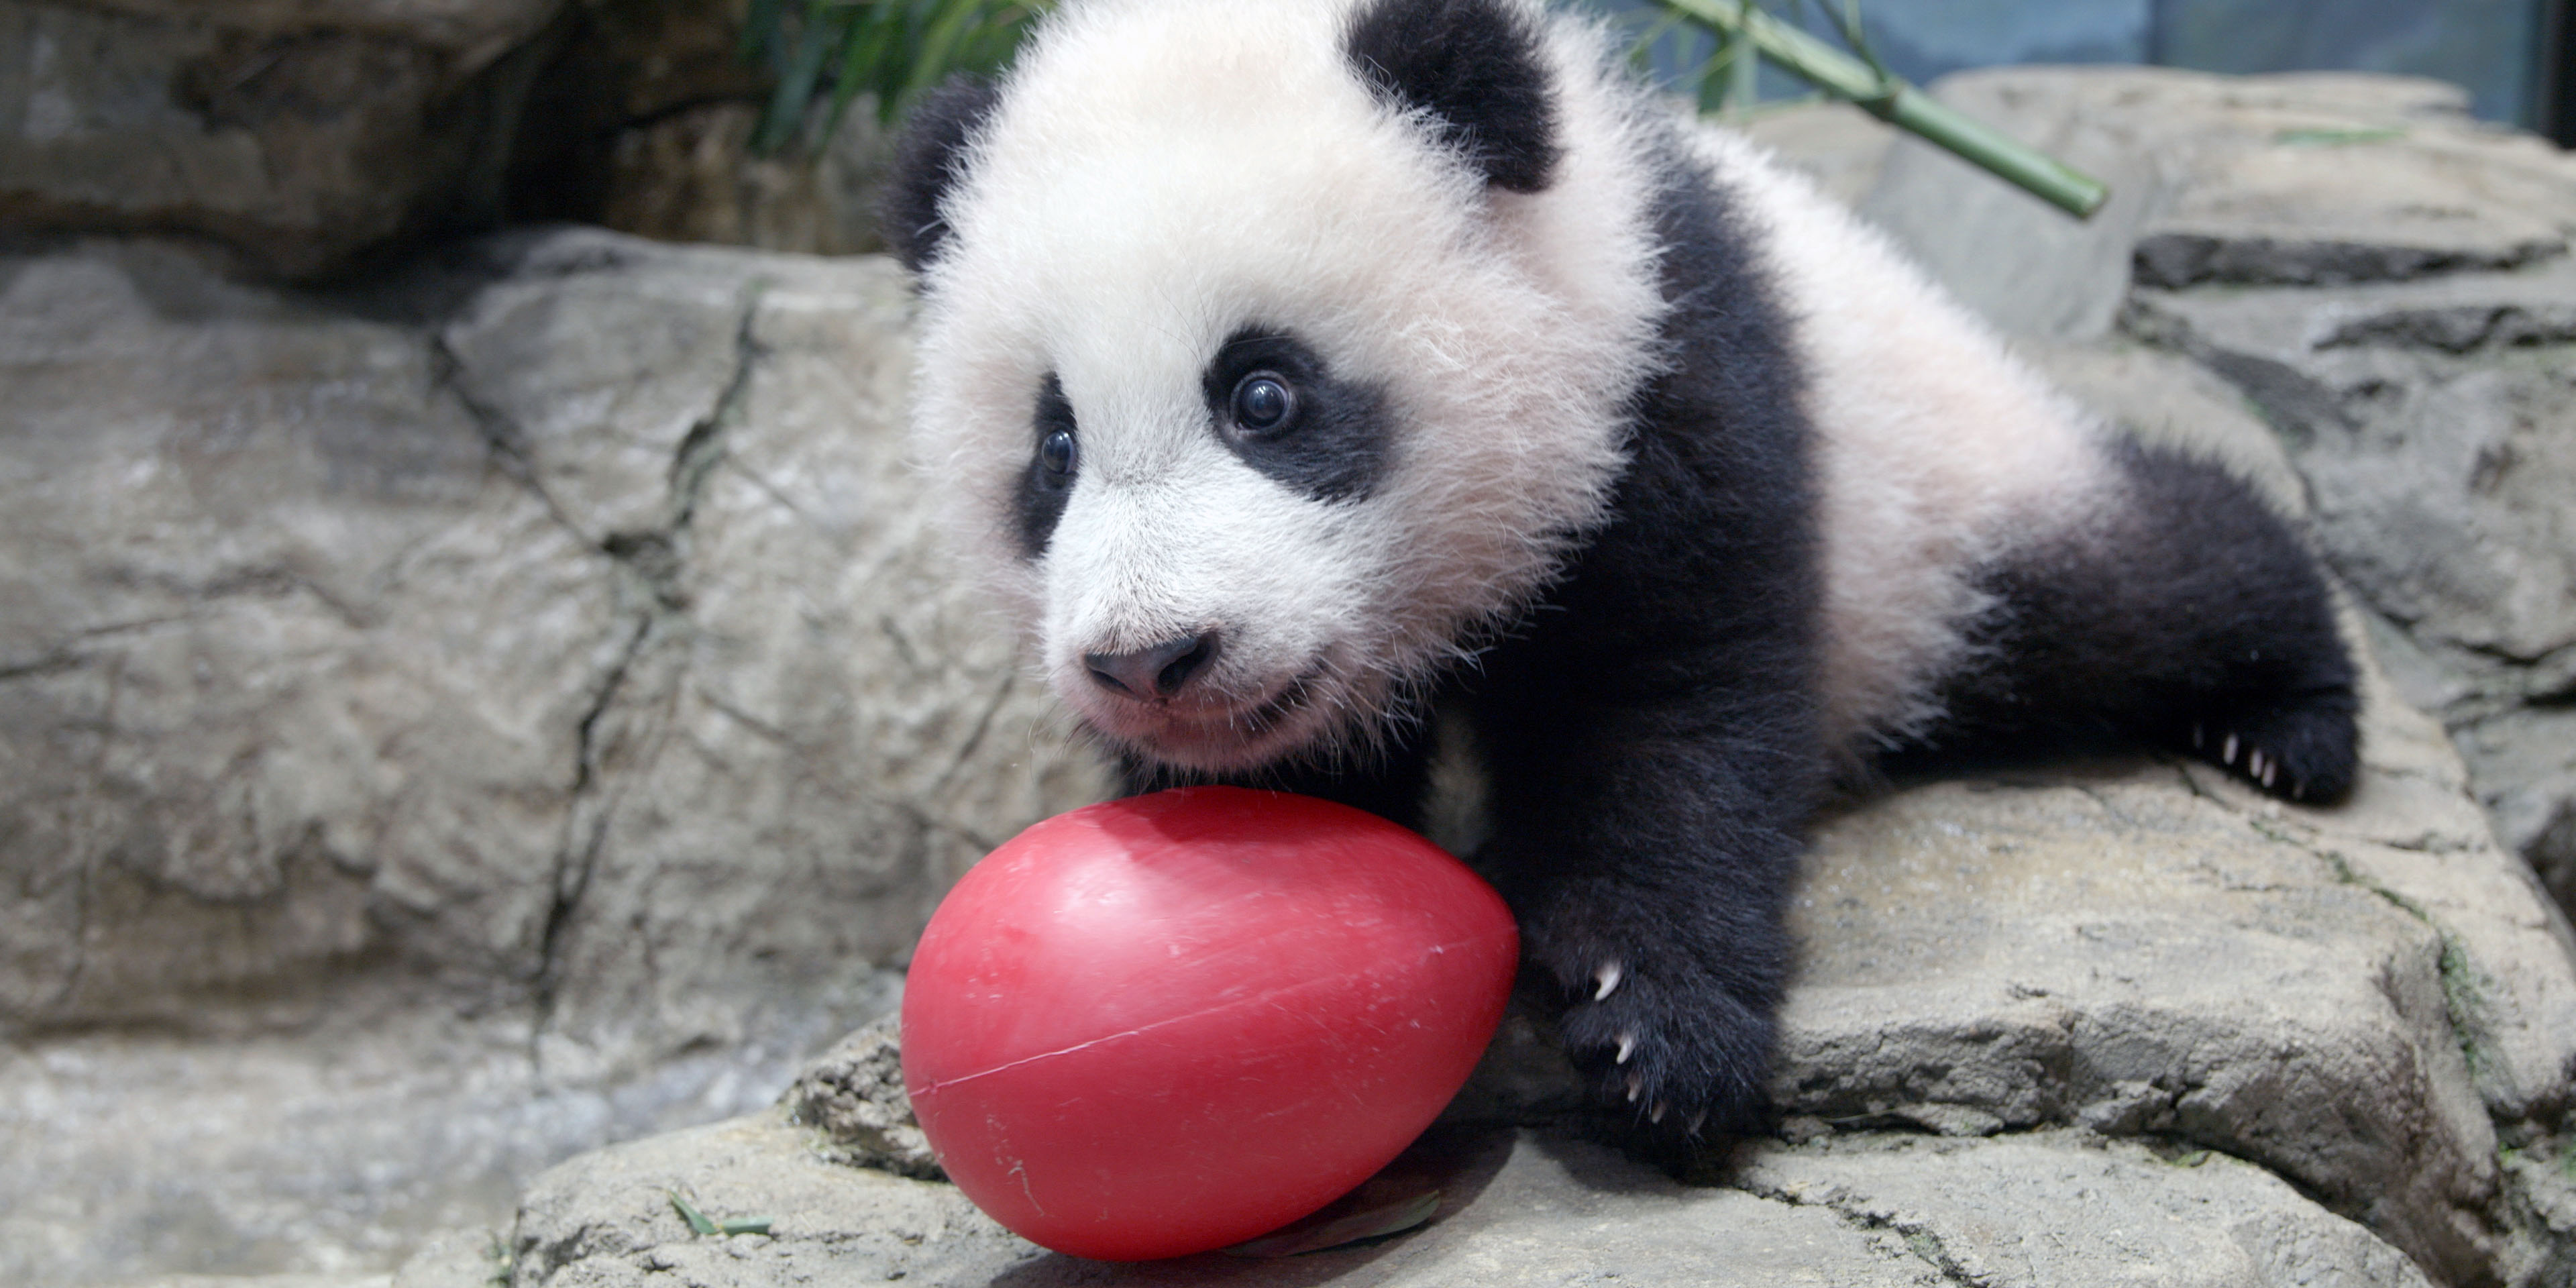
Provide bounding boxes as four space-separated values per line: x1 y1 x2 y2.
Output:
1652 0 2110 219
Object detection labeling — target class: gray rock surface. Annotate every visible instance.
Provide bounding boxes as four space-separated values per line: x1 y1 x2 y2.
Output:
0 229 1107 1287
780 1016 941 1181
1862 68 2576 340
503 0 901 259
1845 64 2576 960
2112 221 2576 928
0 0 560 278
105 1277 393 1288
443 322 2576 1288
590 101 895 258
479 1108 2447 1288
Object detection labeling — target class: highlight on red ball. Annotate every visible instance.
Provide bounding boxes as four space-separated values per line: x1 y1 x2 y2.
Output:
900 787 1519 1262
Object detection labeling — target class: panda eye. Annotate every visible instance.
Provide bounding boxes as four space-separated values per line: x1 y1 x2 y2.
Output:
1230 374 1296 433
1038 428 1077 478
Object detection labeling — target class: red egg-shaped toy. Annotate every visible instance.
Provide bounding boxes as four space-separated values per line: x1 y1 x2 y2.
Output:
901 787 1517 1261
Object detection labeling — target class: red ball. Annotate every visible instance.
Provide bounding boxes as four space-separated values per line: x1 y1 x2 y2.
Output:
900 787 1517 1261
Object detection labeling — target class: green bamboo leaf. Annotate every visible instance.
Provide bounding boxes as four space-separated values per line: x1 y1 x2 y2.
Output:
667 1192 720 1237
1648 0 2106 217
830 1 907 136
901 0 991 103
1725 25 1759 113
755 0 849 153
1627 10 1688 75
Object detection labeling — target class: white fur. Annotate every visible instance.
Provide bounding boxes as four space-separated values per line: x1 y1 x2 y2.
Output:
910 0 2121 770
1682 127 2118 753
910 0 1660 772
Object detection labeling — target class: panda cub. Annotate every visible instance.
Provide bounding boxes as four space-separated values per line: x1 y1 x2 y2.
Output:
887 0 2359 1140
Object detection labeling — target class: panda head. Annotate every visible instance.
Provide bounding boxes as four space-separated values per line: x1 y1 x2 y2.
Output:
894 0 1666 775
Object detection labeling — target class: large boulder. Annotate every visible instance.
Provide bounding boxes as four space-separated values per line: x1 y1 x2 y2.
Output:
502 0 896 258
416 317 2576 1288
451 635 2576 1287
2126 258 2576 922
1863 68 2576 340
1854 66 2576 938
0 0 561 278
0 229 1107 1287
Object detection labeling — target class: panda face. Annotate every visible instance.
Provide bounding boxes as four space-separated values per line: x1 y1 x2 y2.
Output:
1007 323 1405 773
905 0 1664 773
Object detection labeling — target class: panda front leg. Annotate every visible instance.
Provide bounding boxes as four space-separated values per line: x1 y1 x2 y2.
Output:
1471 692 1813 1147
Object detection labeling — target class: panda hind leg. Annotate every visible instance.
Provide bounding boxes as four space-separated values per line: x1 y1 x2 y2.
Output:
1920 439 2360 804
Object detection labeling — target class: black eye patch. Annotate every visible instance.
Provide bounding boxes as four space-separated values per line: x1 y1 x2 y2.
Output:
1197 329 1391 503
1013 373 1079 559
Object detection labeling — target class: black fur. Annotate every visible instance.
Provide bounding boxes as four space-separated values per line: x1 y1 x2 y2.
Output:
885 76 1002 273
1123 733 1440 837
1157 129 2361 1153
1344 0 1560 193
1180 140 1823 1148
1198 329 1394 503
904 2 2364 1163
1013 374 1079 559
1462 140 1820 1145
1898 441 2359 802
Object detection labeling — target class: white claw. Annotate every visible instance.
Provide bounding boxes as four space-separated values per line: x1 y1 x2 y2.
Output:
1593 961 1623 1001
2249 750 2265 780
1626 1073 1643 1104
2263 761 2278 789
2293 781 2307 801
1615 1032 1635 1065
1650 1101 1668 1124
2223 734 2239 765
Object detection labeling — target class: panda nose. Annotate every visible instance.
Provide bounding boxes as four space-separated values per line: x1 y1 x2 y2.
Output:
1085 633 1221 700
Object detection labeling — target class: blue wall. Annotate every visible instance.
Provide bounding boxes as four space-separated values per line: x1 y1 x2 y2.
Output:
1606 0 2553 127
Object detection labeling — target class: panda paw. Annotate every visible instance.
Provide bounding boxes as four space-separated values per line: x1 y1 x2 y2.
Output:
2188 691 2358 804
1539 941 1777 1151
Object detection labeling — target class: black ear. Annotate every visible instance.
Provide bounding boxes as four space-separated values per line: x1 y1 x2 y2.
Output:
884 76 1004 273
1344 0 1559 193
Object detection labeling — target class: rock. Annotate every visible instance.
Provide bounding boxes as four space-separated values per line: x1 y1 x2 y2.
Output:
0 979 882 1288
474 1112 2448 1287
488 343 2576 1279
1733 101 1897 207
2015 337 2309 511
0 0 562 278
101 1277 393 1288
1740 1132 2440 1288
392 1229 507 1288
14 64 2576 1288
1859 68 2176 339
0 239 614 1022
779 1016 941 1180
588 101 894 258
1845 62 2576 944
1860 68 2576 339
0 229 1107 1286
73 2 561 68
1776 714 2527 1284
2123 257 2576 922
499 0 898 258
2124 264 2576 667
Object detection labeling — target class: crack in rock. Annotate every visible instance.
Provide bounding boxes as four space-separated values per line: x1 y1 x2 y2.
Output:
1739 1172 1984 1287
527 286 765 1029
